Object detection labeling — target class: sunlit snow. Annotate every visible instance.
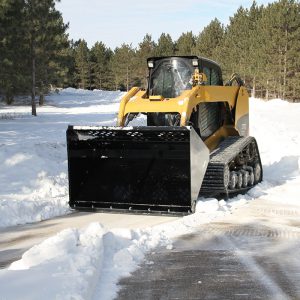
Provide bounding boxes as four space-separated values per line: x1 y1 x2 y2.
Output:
0 89 300 299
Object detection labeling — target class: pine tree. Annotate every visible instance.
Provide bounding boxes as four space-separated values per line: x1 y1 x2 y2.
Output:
175 31 195 55
216 7 250 81
110 44 135 91
275 0 300 101
74 39 90 89
135 34 155 88
51 39 72 90
35 7 69 105
90 41 113 90
194 18 224 60
155 33 174 56
286 1 300 101
23 0 69 114
246 1 264 98
63 40 77 88
0 0 27 104
256 0 300 100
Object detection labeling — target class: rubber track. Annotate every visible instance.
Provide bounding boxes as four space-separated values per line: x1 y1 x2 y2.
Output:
200 136 260 196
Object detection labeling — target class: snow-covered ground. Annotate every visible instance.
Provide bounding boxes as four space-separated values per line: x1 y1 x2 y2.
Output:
0 89 300 299
0 88 124 227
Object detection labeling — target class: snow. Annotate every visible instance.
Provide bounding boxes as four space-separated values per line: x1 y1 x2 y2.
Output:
1 90 300 299
0 223 172 300
0 88 124 227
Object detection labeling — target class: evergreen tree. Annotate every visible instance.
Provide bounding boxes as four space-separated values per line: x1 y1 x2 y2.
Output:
0 0 27 104
23 0 69 114
63 40 77 88
35 8 69 105
110 44 135 91
194 18 224 60
74 39 90 89
135 34 155 88
246 1 264 97
90 41 113 90
257 0 300 100
216 7 250 81
286 1 300 101
175 31 195 55
53 39 72 89
155 33 174 56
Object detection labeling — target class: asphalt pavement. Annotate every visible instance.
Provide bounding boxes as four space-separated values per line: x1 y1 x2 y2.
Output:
117 200 300 300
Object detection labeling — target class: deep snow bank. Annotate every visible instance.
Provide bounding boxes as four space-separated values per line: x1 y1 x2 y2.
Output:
0 222 172 300
249 98 300 205
0 89 124 227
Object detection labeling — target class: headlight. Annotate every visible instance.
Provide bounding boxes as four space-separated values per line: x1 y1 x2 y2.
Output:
192 59 198 67
148 61 154 68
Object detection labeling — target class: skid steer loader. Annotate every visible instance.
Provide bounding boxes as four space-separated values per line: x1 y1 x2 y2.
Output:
67 56 262 214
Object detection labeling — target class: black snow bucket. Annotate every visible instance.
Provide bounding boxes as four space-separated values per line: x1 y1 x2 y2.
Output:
66 126 208 214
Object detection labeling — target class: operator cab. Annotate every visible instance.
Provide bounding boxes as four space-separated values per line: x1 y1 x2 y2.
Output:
145 56 231 139
147 56 223 98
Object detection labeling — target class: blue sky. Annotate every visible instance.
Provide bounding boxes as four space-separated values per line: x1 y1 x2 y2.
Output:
56 0 272 50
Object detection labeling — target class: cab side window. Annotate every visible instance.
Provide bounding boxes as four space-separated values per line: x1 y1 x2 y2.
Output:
203 67 211 85
202 62 221 86
197 62 223 138
211 69 220 85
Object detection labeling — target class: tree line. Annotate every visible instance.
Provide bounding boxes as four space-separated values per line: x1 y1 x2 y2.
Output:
1 0 300 114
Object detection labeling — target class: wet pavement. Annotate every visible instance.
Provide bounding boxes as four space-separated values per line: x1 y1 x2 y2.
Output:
117 200 300 300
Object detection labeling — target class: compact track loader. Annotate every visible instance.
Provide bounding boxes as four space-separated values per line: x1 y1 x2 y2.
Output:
67 56 262 214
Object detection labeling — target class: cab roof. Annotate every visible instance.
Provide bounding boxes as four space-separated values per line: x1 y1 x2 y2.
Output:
146 56 221 68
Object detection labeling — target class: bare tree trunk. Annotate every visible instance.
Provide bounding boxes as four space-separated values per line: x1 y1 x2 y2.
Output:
283 28 288 99
252 77 256 98
39 93 44 106
126 66 129 92
5 93 13 105
31 54 37 116
89 64 92 90
4 85 13 104
265 79 269 101
278 45 282 99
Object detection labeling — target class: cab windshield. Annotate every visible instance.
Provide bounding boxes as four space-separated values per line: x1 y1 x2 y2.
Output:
149 58 194 98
